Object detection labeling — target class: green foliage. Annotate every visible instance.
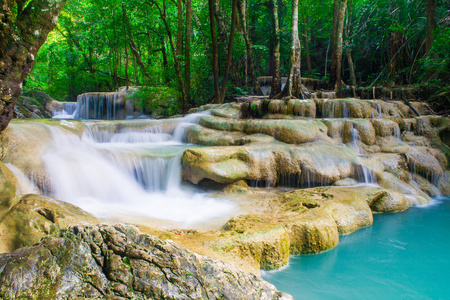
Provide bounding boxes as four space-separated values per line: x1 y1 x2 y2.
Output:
130 86 180 117
419 26 450 89
24 0 449 108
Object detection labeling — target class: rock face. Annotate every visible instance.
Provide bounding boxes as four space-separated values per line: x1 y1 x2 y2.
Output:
0 194 100 253
0 224 292 300
13 91 55 119
0 159 100 253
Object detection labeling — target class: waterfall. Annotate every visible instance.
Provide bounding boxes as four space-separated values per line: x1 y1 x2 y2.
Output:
322 100 350 118
172 111 211 142
52 102 78 119
5 163 39 195
40 117 234 227
349 125 377 185
75 93 125 120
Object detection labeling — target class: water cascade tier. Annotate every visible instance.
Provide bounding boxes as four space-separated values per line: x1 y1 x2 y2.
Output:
52 87 145 120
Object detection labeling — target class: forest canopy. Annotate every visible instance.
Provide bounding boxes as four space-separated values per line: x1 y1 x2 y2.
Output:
24 0 450 114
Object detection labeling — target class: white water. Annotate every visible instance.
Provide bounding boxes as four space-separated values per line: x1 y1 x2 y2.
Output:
52 102 77 119
41 116 235 228
349 125 377 185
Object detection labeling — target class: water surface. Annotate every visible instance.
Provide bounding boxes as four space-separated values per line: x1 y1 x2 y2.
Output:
263 197 450 299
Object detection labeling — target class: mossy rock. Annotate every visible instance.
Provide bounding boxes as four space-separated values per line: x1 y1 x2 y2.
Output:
0 194 100 253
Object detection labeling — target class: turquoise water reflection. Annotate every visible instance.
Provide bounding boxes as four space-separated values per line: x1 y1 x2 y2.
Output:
262 197 450 299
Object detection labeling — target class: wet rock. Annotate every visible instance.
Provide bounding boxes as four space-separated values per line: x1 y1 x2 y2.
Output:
0 224 291 300
0 162 19 218
377 172 431 205
0 120 85 192
368 190 409 213
373 153 410 181
215 187 375 270
13 91 56 119
410 173 440 197
321 98 372 119
366 100 402 118
185 124 247 146
342 119 376 145
242 119 331 145
0 194 99 253
182 143 366 187
199 115 244 132
371 119 401 138
404 147 444 184
268 100 287 115
286 99 316 117
211 103 242 119
438 171 450 196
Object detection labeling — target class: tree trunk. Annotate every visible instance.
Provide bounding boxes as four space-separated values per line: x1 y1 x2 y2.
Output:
345 0 357 87
184 0 192 112
217 0 238 103
150 0 186 107
329 0 347 90
303 19 313 76
123 4 150 80
213 0 229 50
276 0 301 99
426 0 436 54
269 0 282 98
238 0 262 96
176 0 184 58
122 7 130 89
0 0 67 131
208 0 220 102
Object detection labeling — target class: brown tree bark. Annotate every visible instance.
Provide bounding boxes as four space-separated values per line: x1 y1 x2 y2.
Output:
237 0 262 96
176 0 184 58
426 0 436 54
329 0 347 90
269 0 282 98
0 0 67 131
301 8 312 77
184 0 192 112
213 0 229 50
208 0 220 103
345 0 357 87
276 0 301 99
217 0 238 104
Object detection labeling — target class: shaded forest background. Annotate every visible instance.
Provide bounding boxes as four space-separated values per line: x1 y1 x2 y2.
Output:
24 0 450 115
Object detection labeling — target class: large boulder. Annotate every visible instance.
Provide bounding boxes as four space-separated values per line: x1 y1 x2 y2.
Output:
0 194 100 253
404 147 444 184
0 224 292 300
13 90 55 119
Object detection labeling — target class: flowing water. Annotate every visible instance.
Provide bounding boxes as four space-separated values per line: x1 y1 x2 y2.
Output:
39 114 237 229
262 197 450 299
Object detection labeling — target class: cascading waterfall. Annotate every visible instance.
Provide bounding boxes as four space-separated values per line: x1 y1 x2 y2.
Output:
322 100 350 118
76 93 123 120
41 115 235 227
52 102 78 119
349 125 377 185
